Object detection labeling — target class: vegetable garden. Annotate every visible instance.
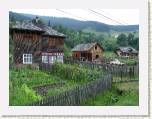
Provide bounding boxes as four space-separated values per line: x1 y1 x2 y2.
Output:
9 62 105 106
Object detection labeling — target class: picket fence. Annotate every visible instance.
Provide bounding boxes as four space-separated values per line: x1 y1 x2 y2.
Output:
31 74 112 106
64 58 139 83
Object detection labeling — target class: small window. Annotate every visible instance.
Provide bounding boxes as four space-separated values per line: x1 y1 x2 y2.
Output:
57 56 63 63
42 56 48 63
49 56 57 63
23 54 32 64
52 56 57 63
95 46 97 50
96 55 99 59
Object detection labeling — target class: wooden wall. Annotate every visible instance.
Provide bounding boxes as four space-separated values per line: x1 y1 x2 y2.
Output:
90 44 104 60
42 36 64 50
72 51 81 59
12 30 42 64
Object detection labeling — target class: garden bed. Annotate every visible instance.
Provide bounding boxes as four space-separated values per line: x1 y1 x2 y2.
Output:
33 82 65 96
9 62 103 105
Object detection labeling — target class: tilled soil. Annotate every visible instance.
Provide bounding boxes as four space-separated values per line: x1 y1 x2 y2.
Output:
33 82 65 96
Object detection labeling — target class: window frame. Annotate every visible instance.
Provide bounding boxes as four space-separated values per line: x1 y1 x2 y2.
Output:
42 55 48 63
23 54 32 64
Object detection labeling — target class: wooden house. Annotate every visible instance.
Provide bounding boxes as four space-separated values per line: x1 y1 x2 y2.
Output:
10 19 65 64
115 47 138 58
71 42 104 61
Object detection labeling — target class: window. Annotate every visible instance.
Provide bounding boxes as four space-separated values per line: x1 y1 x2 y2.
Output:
57 56 63 63
96 55 99 59
95 45 97 50
49 56 57 63
52 56 57 63
23 54 32 64
49 56 53 63
42 56 48 63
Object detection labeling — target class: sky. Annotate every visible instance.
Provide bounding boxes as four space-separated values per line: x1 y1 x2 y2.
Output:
11 9 139 25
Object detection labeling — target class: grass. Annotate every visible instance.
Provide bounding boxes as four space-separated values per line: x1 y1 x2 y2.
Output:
82 82 139 106
9 62 138 106
9 62 103 105
112 75 139 82
103 51 115 58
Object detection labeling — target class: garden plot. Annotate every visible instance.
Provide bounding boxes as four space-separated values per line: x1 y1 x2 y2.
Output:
9 63 103 106
33 82 65 96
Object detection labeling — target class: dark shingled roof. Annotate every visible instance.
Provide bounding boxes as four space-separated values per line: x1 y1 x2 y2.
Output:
10 20 65 37
72 42 103 51
34 23 65 37
10 21 44 32
116 47 138 54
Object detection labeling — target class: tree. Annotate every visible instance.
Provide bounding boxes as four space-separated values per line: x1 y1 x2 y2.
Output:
117 33 128 46
128 33 134 45
48 20 51 26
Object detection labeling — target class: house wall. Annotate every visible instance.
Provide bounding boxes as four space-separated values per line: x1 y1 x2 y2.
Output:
41 36 64 51
72 51 81 59
90 44 104 61
12 30 42 64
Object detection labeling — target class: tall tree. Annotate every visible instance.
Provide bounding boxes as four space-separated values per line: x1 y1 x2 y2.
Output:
128 33 134 45
117 33 128 46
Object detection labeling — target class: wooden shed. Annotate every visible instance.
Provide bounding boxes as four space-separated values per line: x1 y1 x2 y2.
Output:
71 42 104 61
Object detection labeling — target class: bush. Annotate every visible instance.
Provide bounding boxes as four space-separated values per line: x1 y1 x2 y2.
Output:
10 84 41 106
51 62 102 82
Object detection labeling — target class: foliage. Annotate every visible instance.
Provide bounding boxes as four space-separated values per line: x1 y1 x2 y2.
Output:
64 44 72 57
9 84 41 106
9 11 139 32
9 67 61 105
83 82 139 106
117 33 128 46
10 63 103 105
119 58 138 66
116 33 139 50
51 62 102 83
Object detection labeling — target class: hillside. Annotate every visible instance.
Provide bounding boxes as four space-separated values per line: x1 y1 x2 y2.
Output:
9 11 139 32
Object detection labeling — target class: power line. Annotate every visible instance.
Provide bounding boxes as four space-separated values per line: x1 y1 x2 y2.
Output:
99 9 128 25
87 9 125 25
56 9 88 21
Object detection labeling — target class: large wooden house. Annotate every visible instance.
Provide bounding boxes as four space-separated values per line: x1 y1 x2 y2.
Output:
10 18 65 64
115 47 138 58
71 42 104 61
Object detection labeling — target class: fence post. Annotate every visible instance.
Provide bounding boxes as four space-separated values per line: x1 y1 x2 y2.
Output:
75 86 80 105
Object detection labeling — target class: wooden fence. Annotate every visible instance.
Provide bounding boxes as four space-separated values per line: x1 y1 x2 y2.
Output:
64 58 139 83
31 74 112 106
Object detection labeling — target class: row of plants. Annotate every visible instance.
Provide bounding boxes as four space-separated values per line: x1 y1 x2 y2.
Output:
9 63 103 106
50 62 103 83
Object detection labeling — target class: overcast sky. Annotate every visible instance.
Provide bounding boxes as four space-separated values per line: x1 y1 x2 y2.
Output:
11 9 139 25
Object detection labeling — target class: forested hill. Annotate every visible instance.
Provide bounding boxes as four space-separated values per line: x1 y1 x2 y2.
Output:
9 11 139 32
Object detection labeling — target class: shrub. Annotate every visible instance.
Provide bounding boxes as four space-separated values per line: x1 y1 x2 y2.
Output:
10 84 41 106
51 62 102 82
